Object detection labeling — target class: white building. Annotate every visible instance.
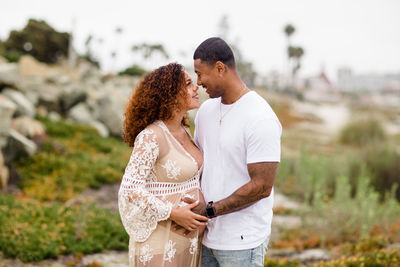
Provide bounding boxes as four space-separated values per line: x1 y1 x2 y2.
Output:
337 67 400 92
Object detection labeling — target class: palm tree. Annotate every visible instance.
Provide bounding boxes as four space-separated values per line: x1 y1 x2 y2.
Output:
284 24 295 87
284 24 295 44
288 46 304 89
131 43 169 70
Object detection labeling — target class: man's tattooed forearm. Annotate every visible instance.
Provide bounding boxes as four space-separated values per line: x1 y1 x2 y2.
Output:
214 162 278 216
215 180 272 215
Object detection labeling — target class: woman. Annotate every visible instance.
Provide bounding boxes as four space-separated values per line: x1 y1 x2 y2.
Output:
118 63 209 267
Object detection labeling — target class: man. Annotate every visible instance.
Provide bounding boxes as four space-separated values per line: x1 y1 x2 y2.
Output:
190 37 282 267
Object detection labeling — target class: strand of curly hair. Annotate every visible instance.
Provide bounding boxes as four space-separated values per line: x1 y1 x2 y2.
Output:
123 63 189 147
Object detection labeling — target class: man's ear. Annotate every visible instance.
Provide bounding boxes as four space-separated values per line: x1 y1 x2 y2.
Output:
215 61 227 76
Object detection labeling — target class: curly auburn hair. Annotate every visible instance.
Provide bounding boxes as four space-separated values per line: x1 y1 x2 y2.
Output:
123 63 189 147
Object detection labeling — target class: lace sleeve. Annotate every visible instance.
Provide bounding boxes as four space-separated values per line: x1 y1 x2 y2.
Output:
118 128 173 242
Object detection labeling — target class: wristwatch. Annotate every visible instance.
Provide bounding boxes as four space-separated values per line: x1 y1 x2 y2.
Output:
205 201 216 218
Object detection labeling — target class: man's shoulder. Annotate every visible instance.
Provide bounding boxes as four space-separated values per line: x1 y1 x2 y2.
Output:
243 92 276 117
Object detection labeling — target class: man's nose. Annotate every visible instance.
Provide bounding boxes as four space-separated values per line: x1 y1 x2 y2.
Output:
196 79 202 86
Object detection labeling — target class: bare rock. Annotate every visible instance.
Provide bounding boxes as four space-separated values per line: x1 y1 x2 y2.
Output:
0 151 9 189
48 111 61 122
3 129 37 161
2 88 35 117
19 55 49 78
36 105 48 117
11 117 46 138
59 87 87 113
273 215 302 229
82 251 129 267
94 92 125 137
0 95 16 148
294 248 330 262
0 61 18 86
67 103 93 123
274 193 301 210
88 120 109 138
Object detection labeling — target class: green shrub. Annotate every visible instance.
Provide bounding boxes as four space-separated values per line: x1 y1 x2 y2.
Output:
315 250 400 267
15 117 130 201
118 64 147 77
363 144 400 201
0 194 128 262
300 174 400 246
264 258 303 267
2 19 69 63
276 152 346 202
339 118 386 147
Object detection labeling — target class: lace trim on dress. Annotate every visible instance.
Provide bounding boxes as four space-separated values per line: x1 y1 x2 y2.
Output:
164 240 177 262
155 121 202 171
161 159 181 180
118 129 173 242
145 174 200 196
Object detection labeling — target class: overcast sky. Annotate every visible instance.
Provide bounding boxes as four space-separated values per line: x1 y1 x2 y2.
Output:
1 0 400 81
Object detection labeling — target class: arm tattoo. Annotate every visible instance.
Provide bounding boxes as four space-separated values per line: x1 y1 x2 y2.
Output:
214 162 278 216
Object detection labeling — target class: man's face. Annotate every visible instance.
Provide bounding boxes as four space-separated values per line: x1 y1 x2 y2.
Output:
194 59 224 98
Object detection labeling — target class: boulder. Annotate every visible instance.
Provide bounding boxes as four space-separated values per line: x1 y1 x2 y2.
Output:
49 111 61 122
1 88 35 117
11 117 46 138
18 55 49 78
294 249 329 262
59 86 87 113
67 103 93 123
0 62 18 86
95 95 124 137
67 103 109 137
36 105 48 117
37 85 61 112
3 129 37 161
0 152 9 189
93 82 130 137
88 121 109 138
0 95 16 148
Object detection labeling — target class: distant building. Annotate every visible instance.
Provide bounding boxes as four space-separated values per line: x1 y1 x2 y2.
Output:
303 70 341 102
337 67 400 92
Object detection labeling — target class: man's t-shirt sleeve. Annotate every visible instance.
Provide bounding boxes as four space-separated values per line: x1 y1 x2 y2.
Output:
246 117 282 164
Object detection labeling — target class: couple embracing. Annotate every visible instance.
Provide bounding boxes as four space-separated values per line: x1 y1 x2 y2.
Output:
118 37 282 267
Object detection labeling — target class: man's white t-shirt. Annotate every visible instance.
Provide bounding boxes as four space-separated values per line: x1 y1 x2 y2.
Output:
194 91 282 250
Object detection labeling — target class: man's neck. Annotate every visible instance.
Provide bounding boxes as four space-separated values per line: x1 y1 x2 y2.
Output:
221 81 249 104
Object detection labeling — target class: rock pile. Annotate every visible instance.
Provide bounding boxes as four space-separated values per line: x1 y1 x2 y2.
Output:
0 55 140 189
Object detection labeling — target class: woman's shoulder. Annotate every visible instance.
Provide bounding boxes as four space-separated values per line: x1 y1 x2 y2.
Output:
136 122 165 140
135 121 169 150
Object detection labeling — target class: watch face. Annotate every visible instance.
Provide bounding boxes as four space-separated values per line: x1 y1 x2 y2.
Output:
206 205 216 218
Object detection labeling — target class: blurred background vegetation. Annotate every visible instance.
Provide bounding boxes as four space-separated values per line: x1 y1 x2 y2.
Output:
0 13 399 267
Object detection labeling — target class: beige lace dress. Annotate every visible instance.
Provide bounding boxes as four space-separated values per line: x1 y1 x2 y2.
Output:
118 121 203 267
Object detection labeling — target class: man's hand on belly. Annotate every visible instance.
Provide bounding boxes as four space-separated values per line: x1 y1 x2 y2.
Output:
182 196 207 217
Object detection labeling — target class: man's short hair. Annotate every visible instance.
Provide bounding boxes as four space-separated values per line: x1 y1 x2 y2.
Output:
193 37 235 68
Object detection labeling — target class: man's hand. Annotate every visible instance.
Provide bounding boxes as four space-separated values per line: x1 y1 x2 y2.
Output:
182 196 206 217
172 195 207 236
169 201 208 231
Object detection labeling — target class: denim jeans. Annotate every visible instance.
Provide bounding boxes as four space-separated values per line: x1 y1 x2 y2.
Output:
201 236 270 267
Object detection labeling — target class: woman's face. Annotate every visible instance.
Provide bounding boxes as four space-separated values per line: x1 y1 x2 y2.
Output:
183 71 200 110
